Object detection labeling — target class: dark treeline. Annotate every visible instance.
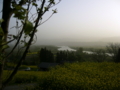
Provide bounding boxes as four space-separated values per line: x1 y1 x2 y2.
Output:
39 48 54 62
38 47 113 64
7 43 120 65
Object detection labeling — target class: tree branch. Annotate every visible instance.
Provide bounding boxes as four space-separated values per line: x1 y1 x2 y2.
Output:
3 0 32 87
6 0 31 57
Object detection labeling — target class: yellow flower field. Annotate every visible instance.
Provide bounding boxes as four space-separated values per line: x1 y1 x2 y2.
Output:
3 62 120 90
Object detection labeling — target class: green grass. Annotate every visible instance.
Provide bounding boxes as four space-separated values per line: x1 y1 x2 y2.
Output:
5 63 38 70
3 62 120 90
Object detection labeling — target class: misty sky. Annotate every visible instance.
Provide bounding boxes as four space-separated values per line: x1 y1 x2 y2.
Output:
1 0 120 44
36 0 120 43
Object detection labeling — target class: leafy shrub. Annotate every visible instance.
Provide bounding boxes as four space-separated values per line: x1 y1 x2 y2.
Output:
36 62 120 90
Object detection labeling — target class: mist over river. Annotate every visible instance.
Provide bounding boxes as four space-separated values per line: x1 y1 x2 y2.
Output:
57 46 76 51
57 46 113 57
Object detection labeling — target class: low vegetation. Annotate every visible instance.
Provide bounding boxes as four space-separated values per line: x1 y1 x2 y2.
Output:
4 62 120 90
4 45 120 90
5 63 38 71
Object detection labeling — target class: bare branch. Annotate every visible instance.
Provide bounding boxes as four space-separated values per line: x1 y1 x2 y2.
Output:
38 12 54 25
29 12 38 22
6 0 31 58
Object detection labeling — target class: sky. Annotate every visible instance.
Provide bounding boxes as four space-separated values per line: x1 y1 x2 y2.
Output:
1 0 120 45
36 0 120 43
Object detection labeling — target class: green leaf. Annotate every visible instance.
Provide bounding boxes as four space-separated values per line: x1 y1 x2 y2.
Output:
49 0 55 4
0 27 3 33
24 20 34 35
0 19 4 24
13 5 26 20
13 35 17 39
0 45 9 51
52 9 57 13
1 41 7 45
2 36 5 40
0 27 4 36
24 42 28 47
44 7 49 11
32 3 38 7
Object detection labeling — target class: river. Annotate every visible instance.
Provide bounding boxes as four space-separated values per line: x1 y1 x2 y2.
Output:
57 46 76 51
57 46 113 56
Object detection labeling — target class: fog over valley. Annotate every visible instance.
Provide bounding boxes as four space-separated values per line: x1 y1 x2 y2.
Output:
35 36 120 47
1 0 120 47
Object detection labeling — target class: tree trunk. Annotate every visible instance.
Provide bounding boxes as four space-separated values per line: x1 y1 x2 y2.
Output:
1 0 12 39
0 0 12 90
0 63 4 90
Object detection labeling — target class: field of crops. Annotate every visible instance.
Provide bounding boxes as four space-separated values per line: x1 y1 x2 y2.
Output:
3 62 120 90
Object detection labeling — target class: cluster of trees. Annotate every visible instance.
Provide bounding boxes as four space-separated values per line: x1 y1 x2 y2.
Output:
39 47 105 63
106 43 120 63
7 43 120 66
56 51 77 63
39 48 77 63
39 44 120 63
39 48 54 62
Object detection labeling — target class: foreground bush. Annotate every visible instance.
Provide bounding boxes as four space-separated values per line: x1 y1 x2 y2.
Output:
36 62 120 90
3 62 120 90
3 71 46 85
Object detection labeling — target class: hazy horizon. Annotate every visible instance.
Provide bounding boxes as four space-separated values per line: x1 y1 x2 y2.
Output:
1 0 120 46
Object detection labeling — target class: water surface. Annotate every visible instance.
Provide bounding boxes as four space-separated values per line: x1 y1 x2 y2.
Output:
57 46 76 51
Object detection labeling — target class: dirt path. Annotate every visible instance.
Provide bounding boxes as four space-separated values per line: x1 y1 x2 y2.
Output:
4 83 38 90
